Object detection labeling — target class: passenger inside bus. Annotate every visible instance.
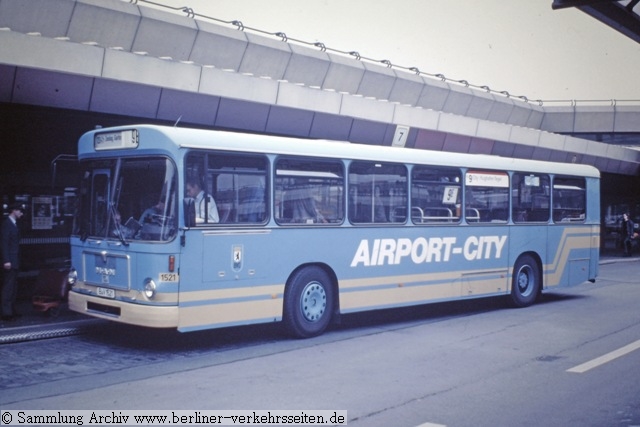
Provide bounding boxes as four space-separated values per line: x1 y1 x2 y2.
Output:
283 189 326 223
186 179 219 224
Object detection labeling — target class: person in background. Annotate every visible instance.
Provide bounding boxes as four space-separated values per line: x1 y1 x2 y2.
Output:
1 203 24 321
186 179 219 223
620 212 635 257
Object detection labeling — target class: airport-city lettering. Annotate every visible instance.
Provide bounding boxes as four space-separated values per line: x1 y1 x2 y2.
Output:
350 235 507 267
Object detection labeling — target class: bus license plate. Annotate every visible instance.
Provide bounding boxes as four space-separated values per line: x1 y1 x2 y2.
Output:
97 287 115 299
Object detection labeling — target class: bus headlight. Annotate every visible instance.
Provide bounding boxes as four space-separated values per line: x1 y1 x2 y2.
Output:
67 268 78 287
143 278 156 299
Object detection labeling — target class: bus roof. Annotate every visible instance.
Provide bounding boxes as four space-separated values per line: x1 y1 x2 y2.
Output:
79 125 600 179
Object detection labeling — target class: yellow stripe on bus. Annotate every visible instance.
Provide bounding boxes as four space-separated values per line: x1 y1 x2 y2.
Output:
179 284 284 303
178 297 283 329
542 227 595 288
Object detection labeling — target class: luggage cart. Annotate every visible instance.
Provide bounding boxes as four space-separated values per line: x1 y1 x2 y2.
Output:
31 268 70 317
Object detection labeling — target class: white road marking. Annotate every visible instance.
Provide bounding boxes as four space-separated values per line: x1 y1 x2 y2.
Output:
415 423 447 427
567 339 640 373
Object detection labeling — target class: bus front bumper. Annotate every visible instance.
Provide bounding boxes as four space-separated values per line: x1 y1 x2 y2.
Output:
68 290 179 328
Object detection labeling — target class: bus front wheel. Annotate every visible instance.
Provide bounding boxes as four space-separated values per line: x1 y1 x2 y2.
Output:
510 255 540 308
284 267 334 338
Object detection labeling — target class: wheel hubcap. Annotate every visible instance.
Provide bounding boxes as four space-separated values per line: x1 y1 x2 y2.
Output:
517 265 534 296
300 282 327 322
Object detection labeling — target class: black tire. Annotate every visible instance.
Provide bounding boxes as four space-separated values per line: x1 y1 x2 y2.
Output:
510 255 541 308
283 267 334 338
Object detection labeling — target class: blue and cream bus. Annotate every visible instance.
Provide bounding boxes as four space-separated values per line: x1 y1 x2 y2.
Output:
68 125 600 338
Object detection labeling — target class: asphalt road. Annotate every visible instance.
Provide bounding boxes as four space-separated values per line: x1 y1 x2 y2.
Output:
1 260 639 427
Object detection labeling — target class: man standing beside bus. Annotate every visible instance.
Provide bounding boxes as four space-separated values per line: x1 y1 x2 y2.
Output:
186 179 219 224
621 212 635 257
1 203 23 321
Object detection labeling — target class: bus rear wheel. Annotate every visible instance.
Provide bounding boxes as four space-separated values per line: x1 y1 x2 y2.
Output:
510 255 540 308
284 267 334 338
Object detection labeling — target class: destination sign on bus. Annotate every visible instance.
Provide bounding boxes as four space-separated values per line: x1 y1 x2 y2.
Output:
466 171 509 187
94 129 139 151
351 235 507 267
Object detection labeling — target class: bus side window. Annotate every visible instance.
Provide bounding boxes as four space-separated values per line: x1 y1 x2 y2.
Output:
349 161 407 224
194 152 268 225
275 158 344 226
411 166 461 224
552 176 586 223
512 173 550 223
464 171 509 224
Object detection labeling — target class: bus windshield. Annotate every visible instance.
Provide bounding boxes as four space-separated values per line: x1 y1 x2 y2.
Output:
74 157 178 242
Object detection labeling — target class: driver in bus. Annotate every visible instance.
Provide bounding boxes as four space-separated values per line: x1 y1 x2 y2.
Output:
139 198 166 225
186 179 219 224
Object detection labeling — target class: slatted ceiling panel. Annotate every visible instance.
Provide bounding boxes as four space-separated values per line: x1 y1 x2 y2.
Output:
466 91 499 121
156 89 220 126
574 106 616 133
283 44 331 87
416 80 450 111
0 0 75 38
550 149 572 163
512 144 536 160
102 50 201 92
214 98 270 133
340 95 395 123
414 129 447 151
276 83 342 115
0 31 104 76
540 107 576 133
442 133 472 153
388 71 424 105
613 106 640 132
265 106 314 137
308 113 353 141
356 62 396 100
514 105 542 129
67 0 140 50
532 146 553 162
469 137 495 155
189 20 248 70
90 79 161 118
348 119 391 145
239 33 291 80
322 53 365 94
12 68 93 110
132 6 198 61
492 141 517 157
442 85 475 116
486 99 516 124
477 120 513 142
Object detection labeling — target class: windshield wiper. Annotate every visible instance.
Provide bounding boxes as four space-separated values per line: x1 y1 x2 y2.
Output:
109 203 129 247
